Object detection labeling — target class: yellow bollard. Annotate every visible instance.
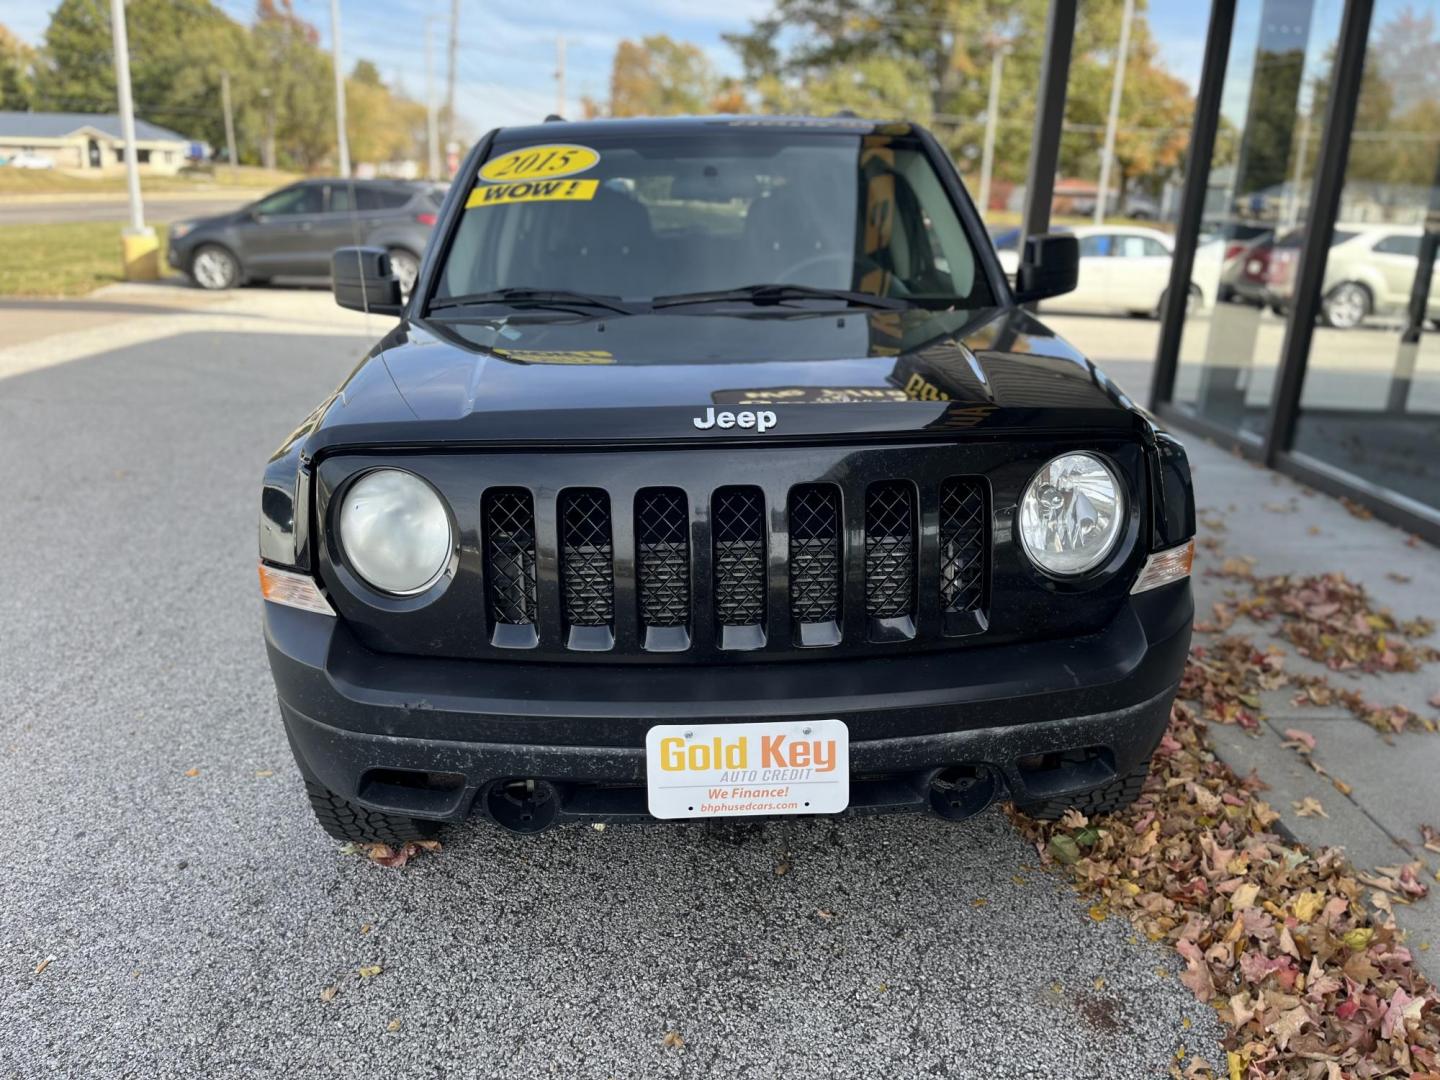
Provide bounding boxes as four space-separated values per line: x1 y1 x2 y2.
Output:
120 227 160 281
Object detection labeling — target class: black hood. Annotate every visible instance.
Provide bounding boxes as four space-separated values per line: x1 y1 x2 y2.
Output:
299 305 1145 455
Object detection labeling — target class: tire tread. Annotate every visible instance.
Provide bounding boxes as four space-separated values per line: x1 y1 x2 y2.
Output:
304 780 439 845
1016 758 1152 822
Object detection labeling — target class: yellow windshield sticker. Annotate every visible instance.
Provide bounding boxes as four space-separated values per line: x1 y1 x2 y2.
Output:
465 178 599 208
479 144 599 182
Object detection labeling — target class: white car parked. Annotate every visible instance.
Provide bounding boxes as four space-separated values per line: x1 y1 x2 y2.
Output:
1 151 55 170
997 225 1219 317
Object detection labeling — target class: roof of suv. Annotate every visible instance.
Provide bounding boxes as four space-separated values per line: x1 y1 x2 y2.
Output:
492 114 894 142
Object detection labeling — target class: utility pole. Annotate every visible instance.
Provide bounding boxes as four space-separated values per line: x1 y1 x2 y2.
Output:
1094 0 1135 224
976 40 1007 218
425 20 441 179
260 87 276 170
329 0 350 177
220 70 238 175
445 0 459 146
554 35 566 116
109 0 156 278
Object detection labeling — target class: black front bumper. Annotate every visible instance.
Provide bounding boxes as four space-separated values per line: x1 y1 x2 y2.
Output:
266 582 1191 826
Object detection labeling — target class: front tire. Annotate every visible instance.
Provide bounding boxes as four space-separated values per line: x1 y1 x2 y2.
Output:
1320 281 1370 329
304 780 442 845
190 243 240 290
1014 758 1152 822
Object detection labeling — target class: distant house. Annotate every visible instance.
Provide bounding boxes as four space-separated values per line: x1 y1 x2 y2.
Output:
0 112 194 175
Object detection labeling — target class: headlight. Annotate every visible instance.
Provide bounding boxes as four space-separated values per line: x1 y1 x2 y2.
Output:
1018 453 1125 575
338 469 453 595
170 222 193 240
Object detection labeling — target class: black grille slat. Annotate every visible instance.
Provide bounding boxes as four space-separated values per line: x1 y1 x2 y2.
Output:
864 482 916 619
483 489 538 627
560 490 614 628
712 487 766 628
636 489 689 629
789 485 841 623
939 479 987 614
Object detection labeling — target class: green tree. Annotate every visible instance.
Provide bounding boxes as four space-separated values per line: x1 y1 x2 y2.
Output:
0 23 35 110
346 60 426 165
247 0 334 170
33 0 112 112
593 35 743 118
34 0 249 152
724 0 1195 193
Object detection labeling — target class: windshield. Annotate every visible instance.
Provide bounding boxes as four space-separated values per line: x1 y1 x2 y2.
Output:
433 128 993 310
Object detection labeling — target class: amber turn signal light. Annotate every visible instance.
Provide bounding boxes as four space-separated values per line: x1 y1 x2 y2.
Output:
258 562 336 616
1130 539 1194 595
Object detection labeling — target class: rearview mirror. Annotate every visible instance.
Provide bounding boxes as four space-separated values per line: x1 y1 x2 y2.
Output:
332 246 404 316
1013 232 1079 304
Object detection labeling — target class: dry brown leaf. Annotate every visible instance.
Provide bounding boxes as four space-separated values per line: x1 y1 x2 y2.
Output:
319 985 338 1002
34 955 54 975
358 965 382 979
661 1030 685 1049
386 1018 402 1033
1293 797 1328 819
183 768 200 778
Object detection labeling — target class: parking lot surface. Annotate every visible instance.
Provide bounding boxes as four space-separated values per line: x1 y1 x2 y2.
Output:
0 290 1224 1078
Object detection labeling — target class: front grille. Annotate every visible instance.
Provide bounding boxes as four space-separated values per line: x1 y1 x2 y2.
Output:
466 471 989 656
636 488 690 650
483 488 538 647
864 481 917 624
712 487 767 645
939 478 987 619
559 489 614 638
789 484 841 625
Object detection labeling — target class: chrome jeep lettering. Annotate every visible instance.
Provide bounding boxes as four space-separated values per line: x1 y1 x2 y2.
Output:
693 407 777 433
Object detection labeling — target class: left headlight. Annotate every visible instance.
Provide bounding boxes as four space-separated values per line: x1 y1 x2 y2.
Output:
1018 452 1125 575
338 469 453 595
170 222 194 240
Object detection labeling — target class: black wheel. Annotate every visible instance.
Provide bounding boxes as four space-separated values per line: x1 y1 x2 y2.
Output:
1320 281 1370 329
1154 283 1202 320
1014 758 1152 822
190 243 240 290
304 780 441 845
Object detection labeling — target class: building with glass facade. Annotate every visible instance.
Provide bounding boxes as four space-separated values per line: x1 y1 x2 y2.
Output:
1026 0 1439 540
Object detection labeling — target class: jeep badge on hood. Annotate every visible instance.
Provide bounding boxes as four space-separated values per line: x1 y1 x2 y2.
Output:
693 407 777 433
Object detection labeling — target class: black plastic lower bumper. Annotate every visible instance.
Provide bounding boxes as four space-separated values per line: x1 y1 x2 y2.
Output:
266 582 1191 827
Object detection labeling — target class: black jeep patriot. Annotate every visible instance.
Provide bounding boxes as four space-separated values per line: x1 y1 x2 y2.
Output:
259 116 1195 841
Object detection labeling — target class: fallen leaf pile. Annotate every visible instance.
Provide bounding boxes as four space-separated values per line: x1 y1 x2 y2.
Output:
1192 567 1438 736
1010 689 1437 1078
339 840 443 869
1206 567 1438 678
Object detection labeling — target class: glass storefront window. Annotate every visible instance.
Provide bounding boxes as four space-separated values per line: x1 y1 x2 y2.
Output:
1288 5 1440 515
1171 0 1345 440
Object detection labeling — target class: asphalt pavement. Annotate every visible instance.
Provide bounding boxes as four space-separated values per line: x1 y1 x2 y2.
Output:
0 289 1226 1078
0 194 253 226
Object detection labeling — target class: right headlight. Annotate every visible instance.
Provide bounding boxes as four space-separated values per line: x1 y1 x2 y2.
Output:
1018 452 1125 575
338 469 453 595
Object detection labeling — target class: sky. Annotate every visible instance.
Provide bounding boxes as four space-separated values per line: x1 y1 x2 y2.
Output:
6 0 1213 135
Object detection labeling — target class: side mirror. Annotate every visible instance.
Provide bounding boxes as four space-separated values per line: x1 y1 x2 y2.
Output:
1013 232 1079 304
332 246 404 316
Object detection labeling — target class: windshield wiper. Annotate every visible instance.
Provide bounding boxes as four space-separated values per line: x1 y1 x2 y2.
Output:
428 287 633 316
651 283 909 311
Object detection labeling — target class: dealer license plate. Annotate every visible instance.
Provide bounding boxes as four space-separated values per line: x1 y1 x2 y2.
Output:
645 719 850 819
